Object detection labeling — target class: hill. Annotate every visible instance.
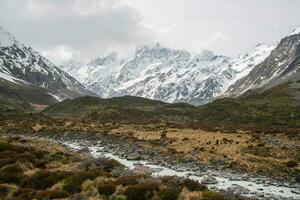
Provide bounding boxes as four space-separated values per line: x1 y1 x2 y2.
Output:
43 95 195 125
43 81 300 133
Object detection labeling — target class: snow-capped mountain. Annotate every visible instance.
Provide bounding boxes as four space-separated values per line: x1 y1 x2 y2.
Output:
83 44 234 105
60 42 276 105
226 27 300 95
0 26 92 102
59 27 299 105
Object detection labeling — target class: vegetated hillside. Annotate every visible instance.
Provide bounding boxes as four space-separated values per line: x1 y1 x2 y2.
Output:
43 95 195 125
0 96 33 112
43 83 300 134
195 82 300 133
0 78 58 106
44 81 300 134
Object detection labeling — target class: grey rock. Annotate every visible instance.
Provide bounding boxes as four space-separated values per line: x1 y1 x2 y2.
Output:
227 184 250 195
127 152 142 160
201 175 218 184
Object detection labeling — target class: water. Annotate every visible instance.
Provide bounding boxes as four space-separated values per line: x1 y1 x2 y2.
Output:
62 141 300 200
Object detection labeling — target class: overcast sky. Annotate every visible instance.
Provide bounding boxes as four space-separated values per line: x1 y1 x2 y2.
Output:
0 0 299 64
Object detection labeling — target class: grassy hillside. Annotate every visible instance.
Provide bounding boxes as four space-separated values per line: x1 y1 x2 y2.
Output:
43 95 195 125
0 78 58 106
0 97 33 112
195 83 300 133
43 82 300 133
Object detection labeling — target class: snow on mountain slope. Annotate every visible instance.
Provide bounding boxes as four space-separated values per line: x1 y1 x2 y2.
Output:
60 59 87 84
0 26 92 101
64 44 234 105
289 26 300 36
226 29 300 96
59 42 277 105
221 43 276 96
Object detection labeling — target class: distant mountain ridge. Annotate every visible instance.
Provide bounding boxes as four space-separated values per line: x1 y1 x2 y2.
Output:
0 26 92 106
61 42 276 105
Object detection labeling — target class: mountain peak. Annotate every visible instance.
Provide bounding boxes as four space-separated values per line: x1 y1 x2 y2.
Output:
289 26 300 36
0 26 16 47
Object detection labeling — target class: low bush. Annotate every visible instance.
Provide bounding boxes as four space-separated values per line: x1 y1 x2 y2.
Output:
0 172 23 184
117 175 148 186
14 152 36 164
0 157 15 168
63 171 97 193
98 182 117 196
0 185 10 198
0 143 12 151
202 191 224 200
158 187 181 200
285 160 298 168
34 190 70 200
22 170 68 190
31 150 48 159
113 194 127 200
1 164 23 174
13 188 36 199
182 179 207 191
124 184 158 200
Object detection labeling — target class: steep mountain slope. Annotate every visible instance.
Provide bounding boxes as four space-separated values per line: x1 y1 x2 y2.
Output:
0 26 92 104
227 28 300 95
61 42 275 105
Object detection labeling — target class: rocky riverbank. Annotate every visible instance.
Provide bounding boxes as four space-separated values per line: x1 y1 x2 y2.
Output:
14 131 300 200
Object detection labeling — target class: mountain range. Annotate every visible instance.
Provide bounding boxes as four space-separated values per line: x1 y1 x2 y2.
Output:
60 31 299 105
0 25 300 108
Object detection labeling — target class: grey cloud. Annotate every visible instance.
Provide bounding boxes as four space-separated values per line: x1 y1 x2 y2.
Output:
0 0 299 64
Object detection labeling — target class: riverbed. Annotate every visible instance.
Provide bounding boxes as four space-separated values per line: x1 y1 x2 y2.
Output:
59 139 300 200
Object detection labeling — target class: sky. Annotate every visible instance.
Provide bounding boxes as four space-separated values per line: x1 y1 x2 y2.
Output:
0 0 299 65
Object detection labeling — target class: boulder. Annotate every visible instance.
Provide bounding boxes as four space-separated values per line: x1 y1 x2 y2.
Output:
227 184 250 195
200 175 218 184
127 152 142 160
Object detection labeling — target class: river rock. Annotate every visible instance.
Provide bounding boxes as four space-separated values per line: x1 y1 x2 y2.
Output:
291 189 300 194
227 184 250 195
77 147 90 153
127 152 142 160
201 175 218 184
134 166 154 174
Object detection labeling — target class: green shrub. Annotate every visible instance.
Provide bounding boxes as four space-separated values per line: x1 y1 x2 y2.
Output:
0 185 10 198
34 190 70 200
63 172 97 193
31 150 48 159
0 157 15 168
113 194 127 200
0 172 23 184
124 184 158 200
182 179 207 191
158 187 181 200
117 175 148 186
1 164 23 174
13 188 36 199
0 143 12 151
160 176 182 188
98 182 116 196
34 159 48 168
14 152 36 164
22 170 68 190
202 191 224 200
285 160 298 168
